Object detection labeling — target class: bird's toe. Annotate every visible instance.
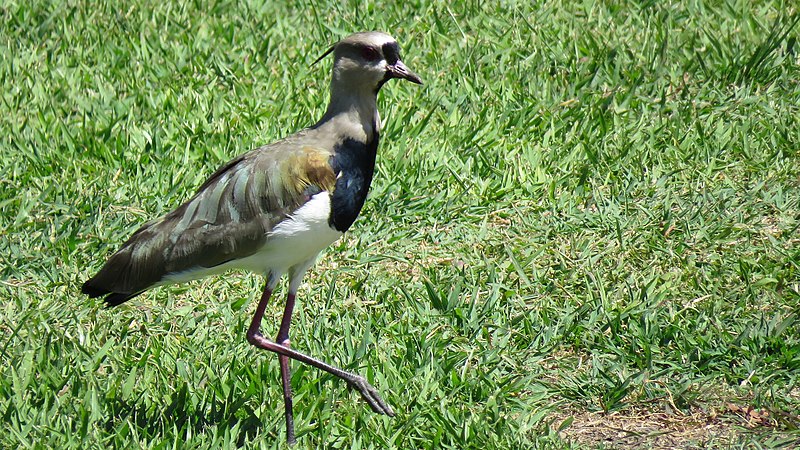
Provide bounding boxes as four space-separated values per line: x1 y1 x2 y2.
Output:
348 375 395 416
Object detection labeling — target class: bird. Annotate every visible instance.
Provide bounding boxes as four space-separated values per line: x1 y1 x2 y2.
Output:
81 31 422 444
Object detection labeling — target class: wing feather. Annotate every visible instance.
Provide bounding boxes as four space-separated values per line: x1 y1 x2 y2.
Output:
82 143 337 302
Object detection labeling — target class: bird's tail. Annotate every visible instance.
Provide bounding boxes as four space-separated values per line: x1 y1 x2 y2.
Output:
81 276 144 307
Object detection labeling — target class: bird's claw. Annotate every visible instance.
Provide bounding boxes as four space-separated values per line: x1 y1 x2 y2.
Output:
347 375 395 417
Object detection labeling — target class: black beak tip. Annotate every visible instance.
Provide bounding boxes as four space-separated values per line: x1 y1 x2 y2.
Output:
407 74 423 85
388 62 423 85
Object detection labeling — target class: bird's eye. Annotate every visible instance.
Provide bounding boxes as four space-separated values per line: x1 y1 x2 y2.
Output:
361 46 381 62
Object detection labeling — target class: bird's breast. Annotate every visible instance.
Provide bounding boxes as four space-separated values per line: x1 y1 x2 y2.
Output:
328 136 379 232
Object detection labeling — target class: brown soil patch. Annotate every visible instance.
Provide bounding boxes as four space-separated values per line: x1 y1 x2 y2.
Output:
550 403 799 449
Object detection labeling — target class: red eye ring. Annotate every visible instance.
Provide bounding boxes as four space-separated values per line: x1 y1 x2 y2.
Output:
361 46 381 62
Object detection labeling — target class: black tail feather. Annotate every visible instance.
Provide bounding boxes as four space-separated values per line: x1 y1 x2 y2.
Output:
82 279 142 308
103 292 141 307
81 280 107 298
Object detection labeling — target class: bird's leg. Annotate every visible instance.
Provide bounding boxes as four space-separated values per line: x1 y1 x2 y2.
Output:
246 284 298 444
246 285 395 424
246 284 273 340
276 292 296 445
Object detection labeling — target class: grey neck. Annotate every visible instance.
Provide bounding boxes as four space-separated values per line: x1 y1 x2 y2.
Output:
314 80 381 143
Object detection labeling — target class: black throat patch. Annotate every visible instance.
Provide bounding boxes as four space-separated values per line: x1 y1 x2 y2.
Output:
328 132 379 232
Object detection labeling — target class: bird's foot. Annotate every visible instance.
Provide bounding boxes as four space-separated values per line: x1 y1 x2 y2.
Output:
347 375 395 417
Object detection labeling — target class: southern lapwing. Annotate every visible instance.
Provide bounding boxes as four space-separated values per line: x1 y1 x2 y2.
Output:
82 31 422 444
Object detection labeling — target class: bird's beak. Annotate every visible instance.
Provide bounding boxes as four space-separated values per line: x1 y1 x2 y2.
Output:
387 60 423 85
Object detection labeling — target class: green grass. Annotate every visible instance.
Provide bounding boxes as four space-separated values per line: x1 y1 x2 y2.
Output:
2 0 800 448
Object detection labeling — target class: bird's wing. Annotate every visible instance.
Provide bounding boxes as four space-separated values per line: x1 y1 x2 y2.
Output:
82 142 337 301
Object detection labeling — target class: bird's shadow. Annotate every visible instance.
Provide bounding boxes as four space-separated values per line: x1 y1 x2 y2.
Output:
103 384 267 445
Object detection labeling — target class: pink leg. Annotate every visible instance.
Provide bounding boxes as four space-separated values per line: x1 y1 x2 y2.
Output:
276 292 296 445
246 283 394 445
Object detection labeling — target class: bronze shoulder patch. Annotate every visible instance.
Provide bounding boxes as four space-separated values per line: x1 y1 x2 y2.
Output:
283 147 336 196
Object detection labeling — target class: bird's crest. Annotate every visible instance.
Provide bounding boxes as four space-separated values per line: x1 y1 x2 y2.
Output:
312 45 335 66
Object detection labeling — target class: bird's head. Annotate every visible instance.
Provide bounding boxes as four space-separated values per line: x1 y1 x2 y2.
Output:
315 31 423 93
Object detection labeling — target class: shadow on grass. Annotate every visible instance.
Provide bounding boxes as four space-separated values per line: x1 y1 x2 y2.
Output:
103 384 265 445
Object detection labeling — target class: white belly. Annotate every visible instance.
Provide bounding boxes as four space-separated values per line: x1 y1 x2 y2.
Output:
163 192 342 284
238 192 343 273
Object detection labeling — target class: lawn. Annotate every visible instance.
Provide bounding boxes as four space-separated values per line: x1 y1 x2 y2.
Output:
1 0 799 448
